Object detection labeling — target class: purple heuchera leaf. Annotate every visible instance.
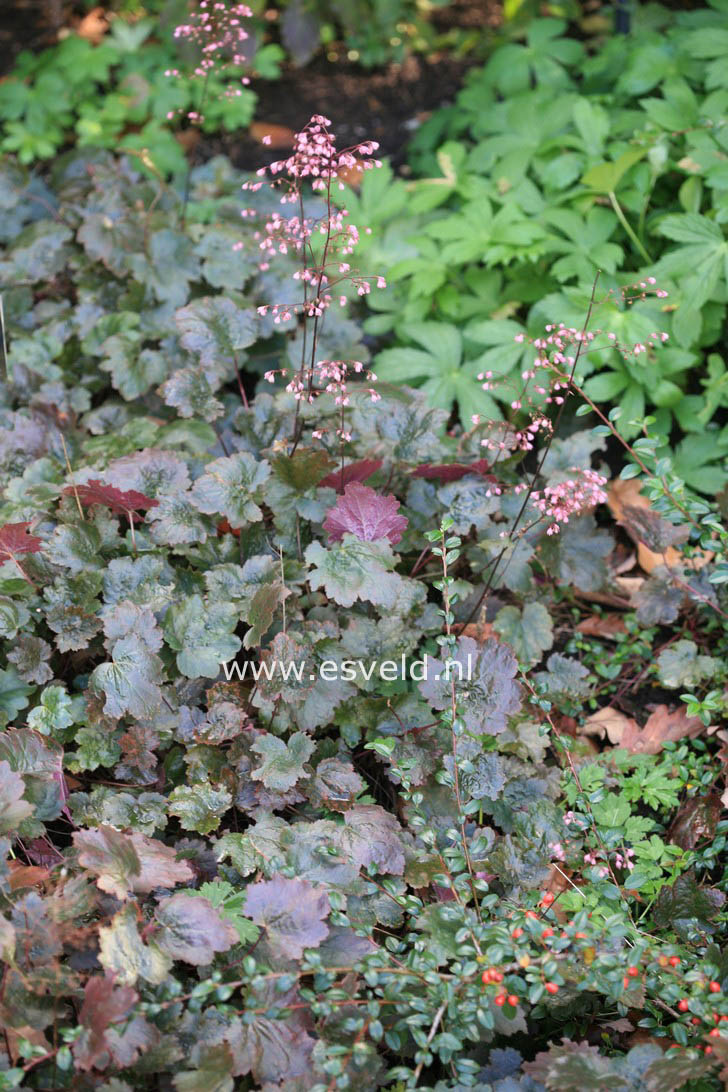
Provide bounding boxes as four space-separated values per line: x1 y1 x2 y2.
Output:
323 483 408 545
243 876 329 960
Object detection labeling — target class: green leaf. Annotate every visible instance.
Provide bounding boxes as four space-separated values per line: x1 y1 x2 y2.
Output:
493 602 553 666
90 635 165 718
305 536 404 609
581 146 647 193
656 639 718 689
190 452 270 529
175 296 257 382
27 685 74 736
168 782 232 834
251 731 314 792
163 595 241 678
160 367 224 422
0 666 33 720
0 761 33 834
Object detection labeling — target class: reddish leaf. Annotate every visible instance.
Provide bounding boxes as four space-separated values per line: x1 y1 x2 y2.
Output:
410 459 492 482
0 522 43 562
64 479 158 515
323 483 408 545
318 458 383 493
75 974 138 1071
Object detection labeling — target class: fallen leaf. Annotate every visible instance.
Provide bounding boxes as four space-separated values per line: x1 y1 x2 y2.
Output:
455 621 494 642
576 614 627 639
608 478 712 573
76 7 109 44
614 575 644 598
249 122 295 148
8 862 50 890
582 706 637 744
608 479 681 573
620 704 703 755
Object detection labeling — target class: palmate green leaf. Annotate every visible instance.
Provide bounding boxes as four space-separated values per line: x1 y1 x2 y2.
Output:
656 213 728 338
100 334 167 401
129 228 199 308
147 493 211 547
168 782 233 834
6 634 53 684
539 515 613 592
0 595 29 639
190 452 270 529
163 594 241 678
0 666 33 720
533 653 591 702
26 685 74 736
251 731 314 792
175 296 257 382
159 367 224 422
90 634 165 719
494 602 553 666
106 449 190 499
0 760 33 834
374 322 503 422
305 535 404 609
656 639 718 689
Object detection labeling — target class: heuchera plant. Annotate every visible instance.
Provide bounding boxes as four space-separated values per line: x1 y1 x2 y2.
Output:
1 5 728 1090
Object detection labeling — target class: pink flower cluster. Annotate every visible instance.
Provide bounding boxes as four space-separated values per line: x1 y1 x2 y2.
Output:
531 468 608 535
242 116 385 314
264 358 379 410
248 116 387 442
166 1 252 120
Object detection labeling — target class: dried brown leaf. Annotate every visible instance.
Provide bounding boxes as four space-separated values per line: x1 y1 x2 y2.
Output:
621 704 704 755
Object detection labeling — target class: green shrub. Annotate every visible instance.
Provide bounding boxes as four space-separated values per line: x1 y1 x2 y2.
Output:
350 6 728 490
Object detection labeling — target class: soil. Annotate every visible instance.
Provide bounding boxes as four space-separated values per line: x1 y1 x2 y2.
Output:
203 48 486 173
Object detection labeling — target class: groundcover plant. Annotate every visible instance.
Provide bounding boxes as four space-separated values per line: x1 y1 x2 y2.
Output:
3 9 728 1092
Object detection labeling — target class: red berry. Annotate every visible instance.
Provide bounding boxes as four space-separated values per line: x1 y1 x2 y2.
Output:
512 927 524 939
481 971 490 985
669 956 680 967
705 1046 713 1055
678 1000 689 1012
507 994 519 1007
627 966 639 978
525 910 538 919
710 981 722 993
544 982 559 995
541 928 554 939
541 892 555 906
494 994 506 1007
574 931 587 939
491 971 503 983
623 976 630 989
709 1028 721 1038
692 1018 701 1025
